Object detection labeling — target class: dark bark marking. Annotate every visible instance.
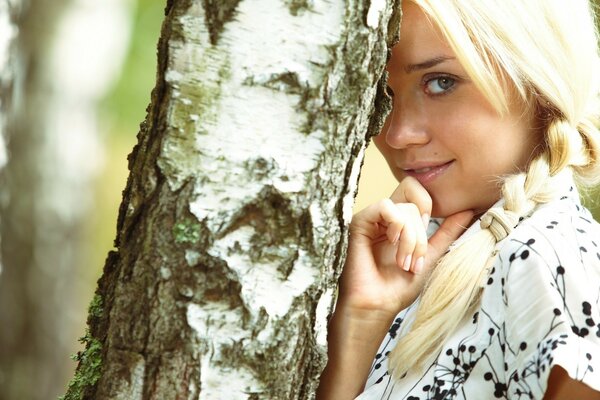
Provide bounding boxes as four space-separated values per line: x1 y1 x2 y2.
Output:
243 71 307 95
365 69 393 141
201 0 243 46
388 0 402 45
363 0 399 141
284 0 313 16
215 184 306 279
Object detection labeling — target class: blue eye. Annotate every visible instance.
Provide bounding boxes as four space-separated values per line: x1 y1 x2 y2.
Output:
425 76 456 95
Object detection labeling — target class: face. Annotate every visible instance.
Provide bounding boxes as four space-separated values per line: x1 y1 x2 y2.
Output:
375 2 541 217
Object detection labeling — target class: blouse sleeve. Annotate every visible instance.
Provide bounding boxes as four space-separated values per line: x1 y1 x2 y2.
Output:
499 213 600 399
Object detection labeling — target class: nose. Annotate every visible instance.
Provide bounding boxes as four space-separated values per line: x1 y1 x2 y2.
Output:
384 96 430 149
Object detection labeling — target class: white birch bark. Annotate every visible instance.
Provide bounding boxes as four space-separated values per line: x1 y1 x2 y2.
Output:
67 0 400 398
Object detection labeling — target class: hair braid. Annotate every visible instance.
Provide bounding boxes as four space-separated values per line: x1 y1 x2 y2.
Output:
573 114 600 186
546 119 586 175
388 155 562 379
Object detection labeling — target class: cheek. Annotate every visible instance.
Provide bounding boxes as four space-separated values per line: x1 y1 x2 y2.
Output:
479 124 534 173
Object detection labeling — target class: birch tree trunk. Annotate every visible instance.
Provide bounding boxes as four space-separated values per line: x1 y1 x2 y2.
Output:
65 0 400 398
0 0 19 256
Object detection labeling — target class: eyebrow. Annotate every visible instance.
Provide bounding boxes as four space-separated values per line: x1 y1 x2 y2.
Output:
404 56 456 73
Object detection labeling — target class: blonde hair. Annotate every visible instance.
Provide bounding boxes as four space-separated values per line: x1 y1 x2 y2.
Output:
389 0 600 378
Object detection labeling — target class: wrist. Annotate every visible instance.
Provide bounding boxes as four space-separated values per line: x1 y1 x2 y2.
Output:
336 286 403 321
330 299 397 342
318 300 396 399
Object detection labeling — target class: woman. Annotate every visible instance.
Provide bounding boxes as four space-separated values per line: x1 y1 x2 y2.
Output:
317 0 600 398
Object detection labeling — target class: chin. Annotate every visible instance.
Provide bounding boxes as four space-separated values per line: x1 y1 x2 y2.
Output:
431 203 455 219
432 211 453 219
431 200 471 219
430 192 458 218
433 201 496 221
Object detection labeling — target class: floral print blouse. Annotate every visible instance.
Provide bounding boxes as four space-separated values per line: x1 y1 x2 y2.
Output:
358 177 600 399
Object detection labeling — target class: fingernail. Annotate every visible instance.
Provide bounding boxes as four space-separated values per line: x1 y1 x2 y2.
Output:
414 257 424 274
422 213 430 228
403 254 412 271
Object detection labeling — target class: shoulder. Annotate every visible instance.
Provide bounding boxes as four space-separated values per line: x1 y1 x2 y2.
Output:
488 192 600 331
497 192 599 281
493 192 600 313
487 193 600 396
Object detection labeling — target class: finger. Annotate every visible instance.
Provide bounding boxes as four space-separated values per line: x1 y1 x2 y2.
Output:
396 222 416 271
410 212 429 272
389 177 432 225
426 210 475 265
350 199 409 242
392 203 422 271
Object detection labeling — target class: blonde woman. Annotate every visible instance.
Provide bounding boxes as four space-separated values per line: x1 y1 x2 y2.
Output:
317 0 600 398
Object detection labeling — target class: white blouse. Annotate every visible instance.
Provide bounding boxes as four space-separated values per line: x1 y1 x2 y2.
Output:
358 178 600 399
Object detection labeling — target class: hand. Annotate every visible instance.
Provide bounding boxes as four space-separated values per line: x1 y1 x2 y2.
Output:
340 177 474 318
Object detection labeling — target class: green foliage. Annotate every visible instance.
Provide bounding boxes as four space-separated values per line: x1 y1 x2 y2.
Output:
60 294 104 400
59 330 103 400
173 221 201 244
88 294 103 319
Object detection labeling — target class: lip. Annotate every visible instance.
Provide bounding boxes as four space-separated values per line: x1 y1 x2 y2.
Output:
401 160 454 185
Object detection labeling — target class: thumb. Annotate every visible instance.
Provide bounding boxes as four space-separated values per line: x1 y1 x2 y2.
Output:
426 210 474 267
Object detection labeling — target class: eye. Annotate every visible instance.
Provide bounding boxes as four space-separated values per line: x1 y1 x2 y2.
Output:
424 76 456 95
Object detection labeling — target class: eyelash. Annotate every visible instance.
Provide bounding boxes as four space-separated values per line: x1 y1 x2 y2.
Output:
385 73 460 99
422 74 459 96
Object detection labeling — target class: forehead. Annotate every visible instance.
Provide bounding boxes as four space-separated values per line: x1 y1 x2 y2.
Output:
392 2 455 67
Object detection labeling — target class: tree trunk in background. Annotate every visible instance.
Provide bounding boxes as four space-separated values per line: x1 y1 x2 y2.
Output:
65 0 400 398
0 0 131 399
0 0 20 264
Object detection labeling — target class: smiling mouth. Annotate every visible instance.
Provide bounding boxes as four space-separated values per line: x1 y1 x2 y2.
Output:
402 161 454 184
412 166 436 173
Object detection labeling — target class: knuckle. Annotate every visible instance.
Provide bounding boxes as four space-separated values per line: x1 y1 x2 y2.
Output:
402 229 417 248
401 176 419 187
398 202 420 216
415 240 428 255
379 198 395 211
